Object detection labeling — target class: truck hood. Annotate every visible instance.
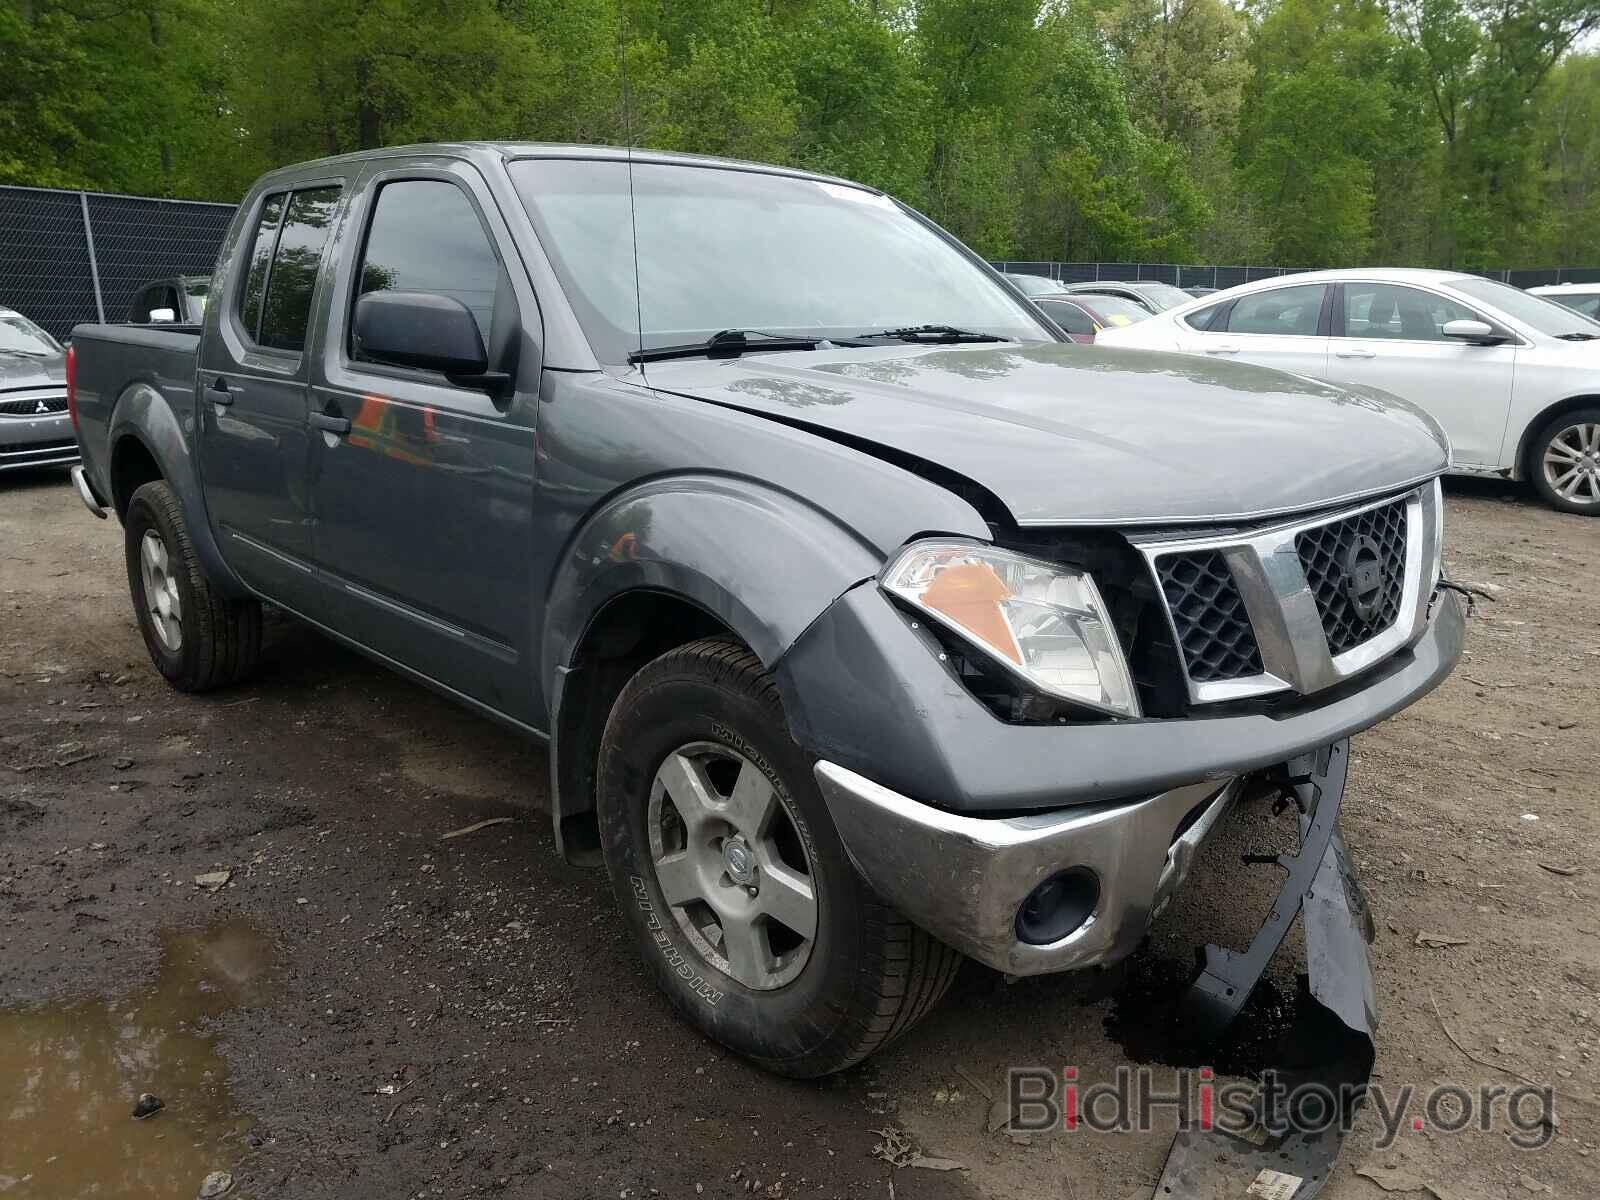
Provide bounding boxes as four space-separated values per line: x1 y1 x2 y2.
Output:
0 350 66 392
643 342 1449 525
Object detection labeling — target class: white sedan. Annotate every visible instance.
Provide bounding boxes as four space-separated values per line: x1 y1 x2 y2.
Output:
1096 268 1600 515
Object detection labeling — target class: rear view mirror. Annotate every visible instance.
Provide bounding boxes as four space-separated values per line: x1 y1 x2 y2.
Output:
149 307 177 323
354 291 488 377
1441 319 1501 344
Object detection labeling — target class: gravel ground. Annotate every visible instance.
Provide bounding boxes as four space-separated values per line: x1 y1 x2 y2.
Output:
2 468 1596 1200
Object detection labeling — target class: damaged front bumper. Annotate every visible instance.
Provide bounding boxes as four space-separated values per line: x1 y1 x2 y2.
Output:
815 763 1241 976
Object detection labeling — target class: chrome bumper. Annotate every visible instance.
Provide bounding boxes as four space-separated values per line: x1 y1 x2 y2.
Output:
814 762 1240 976
71 465 108 518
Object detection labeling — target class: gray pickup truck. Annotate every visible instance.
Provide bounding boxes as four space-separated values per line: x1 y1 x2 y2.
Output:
67 143 1462 1090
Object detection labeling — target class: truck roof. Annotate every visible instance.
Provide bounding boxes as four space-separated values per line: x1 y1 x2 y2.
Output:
254 141 875 194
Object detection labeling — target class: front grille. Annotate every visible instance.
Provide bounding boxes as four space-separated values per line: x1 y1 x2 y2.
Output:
0 395 68 416
1155 550 1264 682
1295 498 1408 655
0 438 78 466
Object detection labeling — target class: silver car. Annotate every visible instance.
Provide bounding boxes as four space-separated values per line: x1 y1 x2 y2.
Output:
0 307 76 473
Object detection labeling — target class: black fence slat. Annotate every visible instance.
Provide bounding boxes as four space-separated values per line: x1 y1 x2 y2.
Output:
1 185 237 340
84 194 236 327
0 189 100 339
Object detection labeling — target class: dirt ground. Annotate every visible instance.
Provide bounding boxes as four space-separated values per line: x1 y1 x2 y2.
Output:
2 467 1596 1200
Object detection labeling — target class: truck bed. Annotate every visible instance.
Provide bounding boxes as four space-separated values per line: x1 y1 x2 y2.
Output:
69 322 202 507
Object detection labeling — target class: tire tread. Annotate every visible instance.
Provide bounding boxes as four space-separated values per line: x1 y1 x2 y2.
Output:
614 636 961 1076
127 480 261 692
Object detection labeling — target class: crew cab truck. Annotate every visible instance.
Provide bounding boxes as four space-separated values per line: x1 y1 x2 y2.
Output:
68 144 1464 1080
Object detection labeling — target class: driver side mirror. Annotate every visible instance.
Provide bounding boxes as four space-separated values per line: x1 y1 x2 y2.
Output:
1441 319 1504 345
354 290 490 380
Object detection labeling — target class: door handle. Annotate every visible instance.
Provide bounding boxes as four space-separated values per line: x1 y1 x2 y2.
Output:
1335 348 1376 360
1203 344 1239 355
308 412 352 436
208 376 235 406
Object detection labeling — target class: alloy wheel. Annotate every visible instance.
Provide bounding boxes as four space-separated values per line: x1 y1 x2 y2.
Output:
1543 421 1600 507
646 740 818 990
139 530 183 653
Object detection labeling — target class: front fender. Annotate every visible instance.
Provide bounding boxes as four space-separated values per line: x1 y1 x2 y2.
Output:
110 382 245 596
542 473 884 689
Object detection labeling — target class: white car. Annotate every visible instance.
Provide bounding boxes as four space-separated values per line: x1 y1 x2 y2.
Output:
1096 268 1600 515
1528 282 1600 322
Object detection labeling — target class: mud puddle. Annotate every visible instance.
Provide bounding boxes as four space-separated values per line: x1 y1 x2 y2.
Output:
0 920 274 1197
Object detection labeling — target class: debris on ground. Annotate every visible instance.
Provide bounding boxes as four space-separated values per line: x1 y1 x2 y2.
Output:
984 1095 1011 1133
132 1092 164 1120
1538 863 1579 877
440 817 515 840
1355 1163 1427 1192
196 1170 234 1198
870 1126 966 1171
1415 931 1470 948
1246 1168 1305 1199
194 870 232 890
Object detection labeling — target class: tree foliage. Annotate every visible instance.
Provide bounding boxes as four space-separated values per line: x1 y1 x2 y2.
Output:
4 0 1600 268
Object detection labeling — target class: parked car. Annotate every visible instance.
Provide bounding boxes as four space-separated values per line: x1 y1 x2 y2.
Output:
1097 268 1600 514
126 274 211 324
66 144 1462 1081
1056 279 1194 314
1527 282 1600 322
1000 271 1065 297
1033 293 1151 342
0 305 77 473
1184 286 1219 298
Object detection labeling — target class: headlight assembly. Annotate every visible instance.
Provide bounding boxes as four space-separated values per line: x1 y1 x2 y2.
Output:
881 540 1140 718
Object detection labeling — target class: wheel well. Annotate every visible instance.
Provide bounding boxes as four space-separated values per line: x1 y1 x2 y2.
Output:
110 435 163 518
553 591 739 866
1516 395 1600 481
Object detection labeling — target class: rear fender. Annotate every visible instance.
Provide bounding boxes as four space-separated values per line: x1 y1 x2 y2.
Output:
109 382 245 596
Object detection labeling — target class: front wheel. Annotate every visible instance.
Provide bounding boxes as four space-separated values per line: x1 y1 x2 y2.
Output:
597 638 961 1077
125 480 262 691
1530 409 1600 515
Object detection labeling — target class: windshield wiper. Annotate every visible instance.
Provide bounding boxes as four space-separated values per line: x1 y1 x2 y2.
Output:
851 324 1009 344
628 328 861 364
1555 332 1600 341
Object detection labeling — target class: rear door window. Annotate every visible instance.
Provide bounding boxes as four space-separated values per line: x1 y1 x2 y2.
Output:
259 187 342 351
238 194 285 338
1224 284 1327 336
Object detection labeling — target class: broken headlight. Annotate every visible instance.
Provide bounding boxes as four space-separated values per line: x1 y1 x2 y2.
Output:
881 540 1140 719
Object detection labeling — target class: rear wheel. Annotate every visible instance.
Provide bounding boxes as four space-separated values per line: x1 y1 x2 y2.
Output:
1530 409 1600 515
125 480 262 691
597 638 961 1077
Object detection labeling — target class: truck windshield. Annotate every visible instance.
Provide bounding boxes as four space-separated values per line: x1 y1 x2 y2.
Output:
509 158 1047 364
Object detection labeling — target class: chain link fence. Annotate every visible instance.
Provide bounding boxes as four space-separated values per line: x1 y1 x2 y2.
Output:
1 185 237 341
992 261 1600 290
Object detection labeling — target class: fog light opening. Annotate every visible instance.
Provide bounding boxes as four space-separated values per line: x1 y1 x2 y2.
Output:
1015 867 1100 946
